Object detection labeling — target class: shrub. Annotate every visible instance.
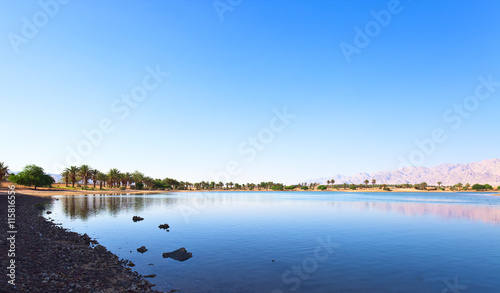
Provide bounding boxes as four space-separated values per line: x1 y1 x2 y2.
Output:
301 186 308 190
284 185 296 190
317 185 327 190
130 185 136 190
471 184 493 191
383 187 391 191
349 184 357 190
119 186 126 190
136 183 144 190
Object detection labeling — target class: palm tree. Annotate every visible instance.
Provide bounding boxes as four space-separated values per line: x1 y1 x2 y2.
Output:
68 166 79 188
61 169 70 187
372 179 376 186
108 169 121 188
96 172 108 190
364 179 369 188
79 165 92 188
0 162 9 183
90 169 99 188
123 172 132 187
143 176 154 189
437 181 442 188
343 183 347 190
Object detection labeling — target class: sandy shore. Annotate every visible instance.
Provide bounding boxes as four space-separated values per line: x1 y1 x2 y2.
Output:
0 191 161 292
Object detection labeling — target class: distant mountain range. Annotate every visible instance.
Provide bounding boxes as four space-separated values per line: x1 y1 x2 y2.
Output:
308 159 500 186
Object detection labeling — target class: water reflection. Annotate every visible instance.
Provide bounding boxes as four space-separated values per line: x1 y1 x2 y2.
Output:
58 194 178 220
55 192 500 225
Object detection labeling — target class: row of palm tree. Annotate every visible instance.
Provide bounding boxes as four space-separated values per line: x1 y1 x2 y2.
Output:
61 165 153 190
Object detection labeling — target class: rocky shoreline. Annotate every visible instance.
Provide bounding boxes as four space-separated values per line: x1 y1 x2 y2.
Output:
0 191 162 292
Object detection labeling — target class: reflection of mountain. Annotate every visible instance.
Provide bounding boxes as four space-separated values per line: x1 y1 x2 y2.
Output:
328 201 500 225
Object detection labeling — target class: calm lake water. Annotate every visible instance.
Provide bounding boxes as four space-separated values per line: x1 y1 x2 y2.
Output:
45 192 500 293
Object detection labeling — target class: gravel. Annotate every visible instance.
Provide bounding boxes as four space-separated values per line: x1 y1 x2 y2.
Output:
0 192 162 292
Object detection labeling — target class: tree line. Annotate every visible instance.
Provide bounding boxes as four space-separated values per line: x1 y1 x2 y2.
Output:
0 162 498 191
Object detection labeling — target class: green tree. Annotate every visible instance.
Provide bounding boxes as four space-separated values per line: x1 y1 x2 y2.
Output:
132 171 144 186
364 179 369 187
108 168 121 187
79 165 92 188
0 162 10 183
437 181 442 188
61 169 70 187
90 169 99 188
96 172 107 190
68 166 79 188
372 179 376 186
9 164 55 189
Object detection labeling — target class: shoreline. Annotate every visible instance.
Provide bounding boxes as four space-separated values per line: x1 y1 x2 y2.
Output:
0 191 162 292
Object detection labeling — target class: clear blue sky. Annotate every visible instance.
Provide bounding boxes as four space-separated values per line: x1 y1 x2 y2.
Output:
1 0 499 184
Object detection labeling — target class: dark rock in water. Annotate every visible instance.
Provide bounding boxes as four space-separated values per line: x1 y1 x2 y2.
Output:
94 245 107 253
132 216 144 222
162 247 192 262
46 211 52 214
128 261 136 267
143 274 156 278
158 224 170 230
137 246 148 253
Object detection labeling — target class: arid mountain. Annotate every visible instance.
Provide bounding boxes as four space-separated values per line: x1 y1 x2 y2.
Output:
310 159 500 186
